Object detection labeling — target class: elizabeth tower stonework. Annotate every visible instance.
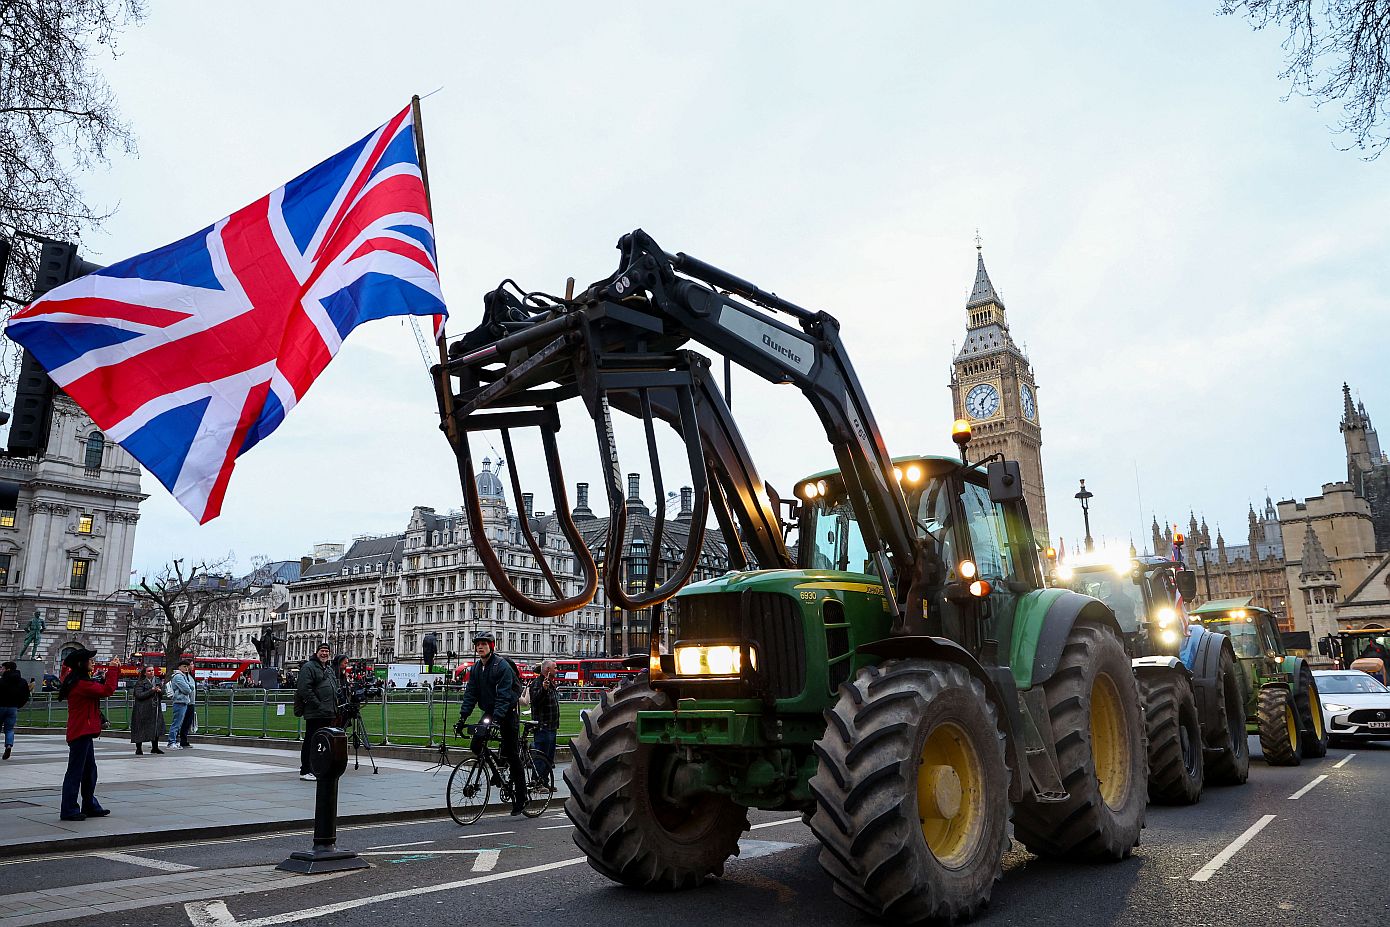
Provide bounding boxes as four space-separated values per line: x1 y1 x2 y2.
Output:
948 243 1050 543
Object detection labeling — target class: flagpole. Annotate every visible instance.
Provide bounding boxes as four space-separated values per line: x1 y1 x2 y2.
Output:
412 94 460 447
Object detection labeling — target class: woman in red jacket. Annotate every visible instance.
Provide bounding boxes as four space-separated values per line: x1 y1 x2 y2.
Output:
58 648 121 821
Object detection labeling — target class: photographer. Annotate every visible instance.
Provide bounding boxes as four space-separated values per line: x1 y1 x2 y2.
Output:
295 643 338 781
454 631 526 815
528 660 560 790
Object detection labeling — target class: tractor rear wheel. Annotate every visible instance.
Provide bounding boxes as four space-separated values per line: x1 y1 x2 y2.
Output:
1296 668 1329 759
1203 644 1250 785
809 659 1009 925
563 678 747 889
1012 619 1147 860
1257 686 1302 766
1137 671 1203 805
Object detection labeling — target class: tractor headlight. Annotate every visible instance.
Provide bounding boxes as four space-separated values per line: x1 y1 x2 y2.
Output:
1055 564 1074 581
1156 607 1177 628
1159 629 1179 646
674 644 749 676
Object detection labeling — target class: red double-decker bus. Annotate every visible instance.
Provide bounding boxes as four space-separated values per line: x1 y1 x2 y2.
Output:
555 659 639 689
126 652 261 684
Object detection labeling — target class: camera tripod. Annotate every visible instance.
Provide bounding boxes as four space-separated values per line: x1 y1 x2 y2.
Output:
340 705 379 774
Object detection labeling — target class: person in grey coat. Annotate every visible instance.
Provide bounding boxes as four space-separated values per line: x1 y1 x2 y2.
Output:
130 665 166 755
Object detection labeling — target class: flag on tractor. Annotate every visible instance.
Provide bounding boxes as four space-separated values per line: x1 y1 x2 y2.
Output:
5 104 447 523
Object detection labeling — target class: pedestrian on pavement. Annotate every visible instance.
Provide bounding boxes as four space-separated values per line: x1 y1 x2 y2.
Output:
166 660 197 750
295 643 339 781
58 649 120 820
1 660 31 760
528 660 560 790
130 665 166 756
454 631 526 815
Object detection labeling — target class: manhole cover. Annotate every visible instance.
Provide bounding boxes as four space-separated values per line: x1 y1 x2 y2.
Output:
0 800 40 809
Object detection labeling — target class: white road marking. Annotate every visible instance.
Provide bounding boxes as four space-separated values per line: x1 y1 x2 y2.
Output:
354 848 503 872
749 817 802 830
365 840 435 850
94 851 198 872
537 823 573 830
1333 753 1356 769
1190 815 1277 882
471 849 500 872
735 839 800 860
1288 775 1328 800
184 856 587 926
458 830 514 839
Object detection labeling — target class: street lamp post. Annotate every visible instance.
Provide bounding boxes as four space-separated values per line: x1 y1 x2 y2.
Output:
1195 544 1214 601
1074 479 1095 552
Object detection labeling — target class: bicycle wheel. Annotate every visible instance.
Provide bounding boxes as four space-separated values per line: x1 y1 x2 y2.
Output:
522 749 553 818
448 757 491 825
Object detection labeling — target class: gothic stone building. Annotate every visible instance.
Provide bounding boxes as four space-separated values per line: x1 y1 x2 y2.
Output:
949 244 1049 543
0 395 145 670
1151 504 1290 629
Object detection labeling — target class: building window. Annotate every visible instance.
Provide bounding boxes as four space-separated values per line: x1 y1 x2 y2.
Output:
78 514 94 534
84 432 105 471
0 510 14 528
0 554 9 586
67 610 83 632
70 558 92 590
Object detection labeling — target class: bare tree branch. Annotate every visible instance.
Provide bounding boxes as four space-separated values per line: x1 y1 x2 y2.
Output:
129 555 247 669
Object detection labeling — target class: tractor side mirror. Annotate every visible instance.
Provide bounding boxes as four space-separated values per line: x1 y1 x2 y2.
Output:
1317 637 1330 656
1176 570 1197 600
986 460 1024 504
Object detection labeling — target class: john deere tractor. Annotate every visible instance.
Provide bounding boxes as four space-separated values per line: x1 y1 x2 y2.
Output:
435 230 1148 923
1058 557 1249 802
1189 599 1327 765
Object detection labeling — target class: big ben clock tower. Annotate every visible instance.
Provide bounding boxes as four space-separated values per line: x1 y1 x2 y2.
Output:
948 240 1050 543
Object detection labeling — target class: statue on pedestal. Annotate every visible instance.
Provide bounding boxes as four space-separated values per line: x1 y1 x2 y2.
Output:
251 628 279 667
20 613 44 660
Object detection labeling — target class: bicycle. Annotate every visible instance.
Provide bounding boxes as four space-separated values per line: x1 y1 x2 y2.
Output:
447 718 553 824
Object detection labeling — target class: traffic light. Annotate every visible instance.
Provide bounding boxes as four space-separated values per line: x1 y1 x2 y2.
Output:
7 239 104 457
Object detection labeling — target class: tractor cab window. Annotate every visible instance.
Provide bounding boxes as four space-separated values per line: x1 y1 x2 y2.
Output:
1068 571 1142 633
1211 619 1261 658
806 498 876 575
1257 616 1282 655
959 482 1019 583
913 477 957 577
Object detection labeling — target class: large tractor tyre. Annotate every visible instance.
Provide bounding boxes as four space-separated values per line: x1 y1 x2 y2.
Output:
563 678 748 889
1296 668 1329 759
1011 620 1147 860
809 659 1009 925
1202 645 1250 785
1137 672 1204 805
1256 686 1302 766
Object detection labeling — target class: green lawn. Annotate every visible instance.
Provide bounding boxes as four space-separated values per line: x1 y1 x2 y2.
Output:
17 692 597 747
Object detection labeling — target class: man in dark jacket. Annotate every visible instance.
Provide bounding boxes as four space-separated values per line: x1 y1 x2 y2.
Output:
0 660 31 760
528 660 560 789
295 643 340 781
455 631 526 814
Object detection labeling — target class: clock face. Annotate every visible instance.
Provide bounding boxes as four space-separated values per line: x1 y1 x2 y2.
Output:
1021 384 1037 420
965 383 1001 420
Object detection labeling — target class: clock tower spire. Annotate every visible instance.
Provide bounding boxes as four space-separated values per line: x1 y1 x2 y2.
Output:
948 239 1050 542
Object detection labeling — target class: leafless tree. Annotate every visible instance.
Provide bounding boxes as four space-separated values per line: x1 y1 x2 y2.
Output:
1221 1 1390 156
130 557 247 669
0 0 146 390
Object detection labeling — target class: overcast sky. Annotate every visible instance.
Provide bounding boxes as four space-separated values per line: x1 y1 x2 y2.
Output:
57 2 1388 578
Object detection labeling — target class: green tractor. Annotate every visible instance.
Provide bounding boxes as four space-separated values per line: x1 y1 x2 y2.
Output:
438 231 1148 923
1058 557 1249 802
1189 599 1328 765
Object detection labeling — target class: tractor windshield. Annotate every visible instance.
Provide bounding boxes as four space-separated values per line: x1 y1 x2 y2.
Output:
1204 619 1262 658
801 474 960 576
1064 570 1143 633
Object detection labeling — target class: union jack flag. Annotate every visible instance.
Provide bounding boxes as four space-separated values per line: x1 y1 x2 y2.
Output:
6 104 447 523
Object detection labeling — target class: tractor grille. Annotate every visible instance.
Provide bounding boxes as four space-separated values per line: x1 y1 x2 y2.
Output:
674 591 807 699
1348 708 1390 724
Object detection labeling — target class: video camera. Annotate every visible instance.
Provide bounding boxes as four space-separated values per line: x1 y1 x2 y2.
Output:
337 679 384 721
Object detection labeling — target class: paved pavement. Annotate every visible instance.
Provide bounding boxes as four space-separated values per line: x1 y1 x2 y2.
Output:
0 734 564 858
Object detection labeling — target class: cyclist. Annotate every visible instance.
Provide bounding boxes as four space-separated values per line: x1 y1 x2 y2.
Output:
454 631 526 815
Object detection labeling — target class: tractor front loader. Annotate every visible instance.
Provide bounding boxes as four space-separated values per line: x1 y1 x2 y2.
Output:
432 230 1147 924
1059 557 1249 802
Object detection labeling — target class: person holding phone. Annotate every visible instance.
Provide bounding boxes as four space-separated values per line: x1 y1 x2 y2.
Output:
58 649 121 820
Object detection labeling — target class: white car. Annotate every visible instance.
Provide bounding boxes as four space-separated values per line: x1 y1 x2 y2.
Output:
1314 669 1390 744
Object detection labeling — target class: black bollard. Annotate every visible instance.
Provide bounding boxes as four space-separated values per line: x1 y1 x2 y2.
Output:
277 727 371 873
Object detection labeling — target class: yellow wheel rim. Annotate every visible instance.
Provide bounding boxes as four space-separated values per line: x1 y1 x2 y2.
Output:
1285 702 1298 746
1310 689 1325 739
918 721 986 869
1090 673 1132 810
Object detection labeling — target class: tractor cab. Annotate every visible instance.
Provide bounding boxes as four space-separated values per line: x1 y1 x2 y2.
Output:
1053 557 1197 658
1319 628 1390 685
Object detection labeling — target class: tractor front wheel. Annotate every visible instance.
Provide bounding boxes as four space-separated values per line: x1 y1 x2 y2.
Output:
1257 686 1302 766
810 659 1009 925
1297 668 1329 759
1138 671 1204 805
1012 619 1147 860
1203 644 1250 785
563 679 747 889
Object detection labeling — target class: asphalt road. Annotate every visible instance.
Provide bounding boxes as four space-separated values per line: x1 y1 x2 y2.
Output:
4 738 1387 927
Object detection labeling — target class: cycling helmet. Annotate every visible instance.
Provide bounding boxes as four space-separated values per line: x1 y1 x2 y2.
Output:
472 631 497 646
